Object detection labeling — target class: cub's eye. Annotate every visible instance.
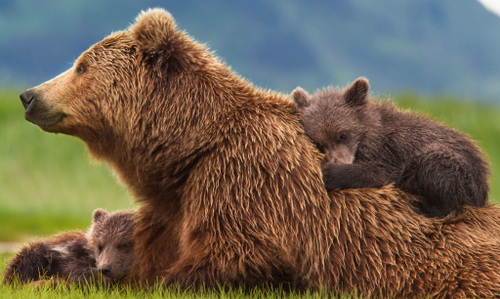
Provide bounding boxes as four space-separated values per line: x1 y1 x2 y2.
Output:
76 63 87 75
339 134 348 143
117 242 132 250
97 244 103 252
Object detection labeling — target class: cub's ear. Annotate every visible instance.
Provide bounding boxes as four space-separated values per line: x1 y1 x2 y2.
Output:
292 87 311 109
92 209 109 224
344 77 370 107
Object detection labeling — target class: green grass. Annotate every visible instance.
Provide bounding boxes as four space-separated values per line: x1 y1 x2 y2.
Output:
2 90 500 242
0 254 335 299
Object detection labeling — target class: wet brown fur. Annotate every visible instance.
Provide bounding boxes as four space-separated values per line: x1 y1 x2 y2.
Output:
293 78 490 218
18 8 500 297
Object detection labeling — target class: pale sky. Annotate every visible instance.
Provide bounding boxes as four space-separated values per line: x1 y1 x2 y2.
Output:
478 0 500 17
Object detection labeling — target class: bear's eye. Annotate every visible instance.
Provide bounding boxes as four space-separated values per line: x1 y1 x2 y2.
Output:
98 244 103 252
76 63 87 75
339 134 348 143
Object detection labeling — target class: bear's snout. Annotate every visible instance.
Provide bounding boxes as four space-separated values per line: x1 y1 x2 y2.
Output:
19 88 65 131
20 89 35 110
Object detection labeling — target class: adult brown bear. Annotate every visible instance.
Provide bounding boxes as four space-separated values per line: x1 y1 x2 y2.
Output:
19 8 500 298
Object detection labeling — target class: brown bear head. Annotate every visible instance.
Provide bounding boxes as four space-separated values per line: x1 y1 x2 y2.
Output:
19 8 214 163
89 209 135 282
292 78 372 165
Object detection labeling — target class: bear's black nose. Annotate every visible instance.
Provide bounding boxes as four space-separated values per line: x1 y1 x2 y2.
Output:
99 265 112 276
20 89 36 110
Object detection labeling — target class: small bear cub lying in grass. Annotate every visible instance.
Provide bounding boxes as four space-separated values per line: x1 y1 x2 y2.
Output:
293 78 490 218
3 209 135 286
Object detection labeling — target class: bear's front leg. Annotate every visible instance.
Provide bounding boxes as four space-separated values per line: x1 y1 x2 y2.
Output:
163 235 297 291
164 256 219 290
322 162 393 191
165 254 296 291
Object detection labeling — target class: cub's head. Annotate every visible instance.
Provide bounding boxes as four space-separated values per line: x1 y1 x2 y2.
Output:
89 209 135 282
292 77 371 164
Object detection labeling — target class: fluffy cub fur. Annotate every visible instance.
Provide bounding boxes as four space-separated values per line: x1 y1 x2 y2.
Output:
3 209 135 285
3 231 96 285
89 209 135 282
293 78 490 218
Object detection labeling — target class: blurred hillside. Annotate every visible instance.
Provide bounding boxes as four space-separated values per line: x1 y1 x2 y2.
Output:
1 0 500 100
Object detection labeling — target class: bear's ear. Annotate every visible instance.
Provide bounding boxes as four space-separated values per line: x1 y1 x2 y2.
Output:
131 8 178 55
344 77 370 107
92 209 109 224
292 87 311 109
130 8 204 71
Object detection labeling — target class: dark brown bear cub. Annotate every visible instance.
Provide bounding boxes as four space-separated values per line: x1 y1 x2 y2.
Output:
3 209 135 285
292 78 490 218
89 209 135 283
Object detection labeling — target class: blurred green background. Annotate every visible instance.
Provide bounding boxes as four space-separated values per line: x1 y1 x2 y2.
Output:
1 1 500 242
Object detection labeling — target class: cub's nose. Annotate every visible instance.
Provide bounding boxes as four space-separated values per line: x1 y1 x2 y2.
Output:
99 264 112 276
20 89 36 110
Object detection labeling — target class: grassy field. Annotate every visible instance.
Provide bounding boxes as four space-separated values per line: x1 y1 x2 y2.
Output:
1 90 500 242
